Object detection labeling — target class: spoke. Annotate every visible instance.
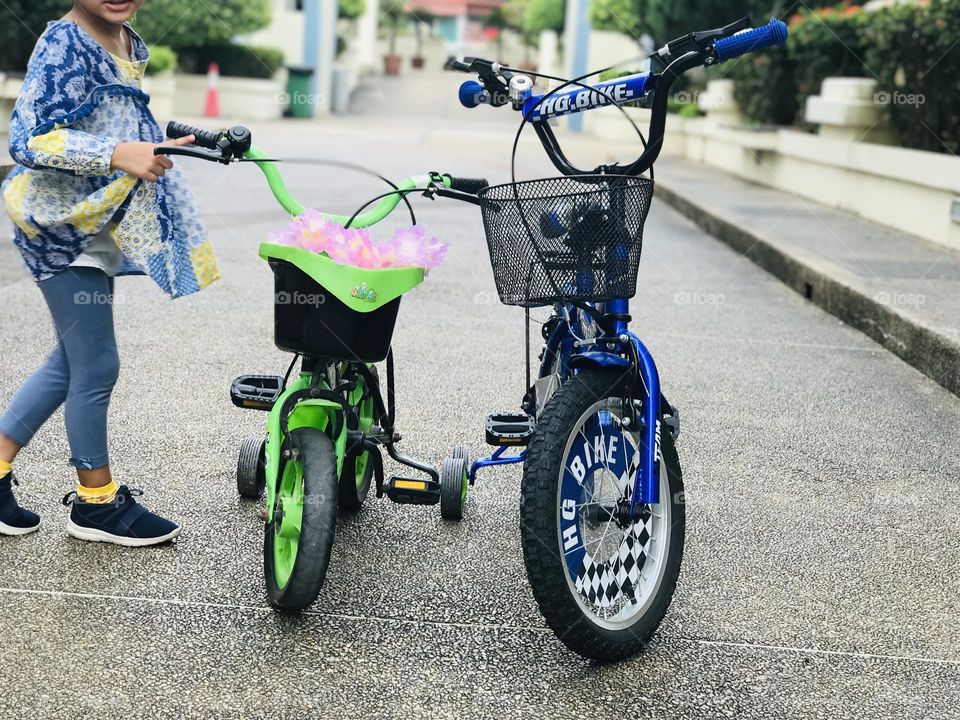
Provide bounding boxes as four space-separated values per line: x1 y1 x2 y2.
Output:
574 424 599 504
589 507 620 564
287 504 303 536
595 414 614 508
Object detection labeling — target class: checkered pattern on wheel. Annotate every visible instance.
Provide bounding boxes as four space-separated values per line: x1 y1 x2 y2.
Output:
574 507 653 609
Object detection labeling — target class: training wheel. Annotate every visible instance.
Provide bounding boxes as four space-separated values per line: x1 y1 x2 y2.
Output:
440 457 468 521
451 444 471 469
237 436 267 499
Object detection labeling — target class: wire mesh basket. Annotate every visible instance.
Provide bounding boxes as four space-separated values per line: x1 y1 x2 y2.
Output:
477 175 654 307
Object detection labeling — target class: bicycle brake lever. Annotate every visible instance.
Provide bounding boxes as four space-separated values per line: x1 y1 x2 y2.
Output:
154 146 231 164
659 16 752 61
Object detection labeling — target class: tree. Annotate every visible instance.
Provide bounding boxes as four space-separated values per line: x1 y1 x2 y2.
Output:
380 0 405 56
133 0 271 50
504 0 531 31
0 0 71 72
409 9 436 58
525 0 564 36
587 0 842 48
589 0 646 39
502 0 536 60
640 0 730 43
339 0 366 21
484 7 510 54
641 0 839 44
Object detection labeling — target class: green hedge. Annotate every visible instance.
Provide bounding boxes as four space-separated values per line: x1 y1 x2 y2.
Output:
145 45 177 76
178 44 284 79
862 0 960 155
727 0 959 155
133 0 271 51
789 5 867 125
728 4 865 127
729 46 798 127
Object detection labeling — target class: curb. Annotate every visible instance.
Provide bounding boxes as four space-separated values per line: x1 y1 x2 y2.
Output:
656 180 960 398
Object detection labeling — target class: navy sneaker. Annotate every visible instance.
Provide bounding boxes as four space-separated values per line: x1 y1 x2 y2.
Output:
63 485 181 547
0 473 40 536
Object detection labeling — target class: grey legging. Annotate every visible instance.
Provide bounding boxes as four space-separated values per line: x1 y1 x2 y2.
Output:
0 267 119 469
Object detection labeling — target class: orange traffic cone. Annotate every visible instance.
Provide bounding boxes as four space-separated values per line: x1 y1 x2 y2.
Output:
203 62 220 118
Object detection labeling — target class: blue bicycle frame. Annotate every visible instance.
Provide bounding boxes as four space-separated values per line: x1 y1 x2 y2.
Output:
470 296 662 511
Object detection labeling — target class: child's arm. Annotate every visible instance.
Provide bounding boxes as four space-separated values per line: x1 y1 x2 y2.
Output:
8 22 185 180
11 124 122 178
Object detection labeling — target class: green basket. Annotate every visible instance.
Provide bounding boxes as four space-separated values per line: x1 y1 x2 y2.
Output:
259 243 424 361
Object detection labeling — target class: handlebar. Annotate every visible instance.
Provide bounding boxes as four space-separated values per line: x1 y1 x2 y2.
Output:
156 121 482 223
449 16 788 177
446 176 489 194
714 19 788 62
166 121 222 150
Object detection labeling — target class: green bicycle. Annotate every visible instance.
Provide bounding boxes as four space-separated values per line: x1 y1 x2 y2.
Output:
158 122 486 610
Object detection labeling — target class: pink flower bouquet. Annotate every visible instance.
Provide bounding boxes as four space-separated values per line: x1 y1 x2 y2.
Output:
269 209 447 271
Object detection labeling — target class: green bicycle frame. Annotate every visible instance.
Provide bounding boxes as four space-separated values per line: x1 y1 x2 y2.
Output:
248 152 442 528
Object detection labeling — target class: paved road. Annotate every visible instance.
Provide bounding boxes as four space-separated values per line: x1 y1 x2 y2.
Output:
0 74 958 718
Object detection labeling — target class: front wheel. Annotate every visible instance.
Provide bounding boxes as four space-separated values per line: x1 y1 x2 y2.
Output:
264 427 339 612
521 370 685 662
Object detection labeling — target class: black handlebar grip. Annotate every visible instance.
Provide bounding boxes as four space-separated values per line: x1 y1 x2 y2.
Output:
166 121 223 150
447 176 489 194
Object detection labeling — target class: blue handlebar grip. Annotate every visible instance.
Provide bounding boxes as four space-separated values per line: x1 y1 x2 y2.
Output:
714 18 788 62
459 80 485 109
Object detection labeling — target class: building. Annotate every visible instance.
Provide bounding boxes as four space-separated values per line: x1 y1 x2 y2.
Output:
406 0 504 46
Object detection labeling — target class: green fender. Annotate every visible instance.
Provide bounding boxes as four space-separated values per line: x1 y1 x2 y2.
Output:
264 373 348 514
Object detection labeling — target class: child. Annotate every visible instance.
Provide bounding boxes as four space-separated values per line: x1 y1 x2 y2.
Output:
0 0 219 546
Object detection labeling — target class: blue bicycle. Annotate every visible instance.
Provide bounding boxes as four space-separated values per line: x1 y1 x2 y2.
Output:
444 17 788 660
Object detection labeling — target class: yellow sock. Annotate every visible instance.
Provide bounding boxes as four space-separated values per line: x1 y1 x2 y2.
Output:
77 479 119 504
0 460 11 479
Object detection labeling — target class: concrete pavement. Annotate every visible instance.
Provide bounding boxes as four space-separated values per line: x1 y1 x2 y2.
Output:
655 158 960 398
0 74 958 718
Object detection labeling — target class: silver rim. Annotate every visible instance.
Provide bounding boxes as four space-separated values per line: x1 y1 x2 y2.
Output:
556 398 671 631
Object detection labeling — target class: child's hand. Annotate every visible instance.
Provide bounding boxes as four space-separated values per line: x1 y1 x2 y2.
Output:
110 136 196 182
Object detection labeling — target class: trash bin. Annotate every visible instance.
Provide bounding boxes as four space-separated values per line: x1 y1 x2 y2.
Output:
286 66 313 118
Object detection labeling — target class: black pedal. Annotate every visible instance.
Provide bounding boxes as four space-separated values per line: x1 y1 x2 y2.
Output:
231 375 284 411
485 413 535 446
385 475 441 505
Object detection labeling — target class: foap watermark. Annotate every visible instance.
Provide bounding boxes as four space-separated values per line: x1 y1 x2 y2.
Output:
676 89 728 114
276 290 326 308
674 89 714 106
875 90 925 108
673 290 725 307
74 291 122 306
473 290 525 305
277 91 326 109
873 290 926 308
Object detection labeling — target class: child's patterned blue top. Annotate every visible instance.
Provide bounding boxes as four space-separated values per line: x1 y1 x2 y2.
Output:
1 21 219 298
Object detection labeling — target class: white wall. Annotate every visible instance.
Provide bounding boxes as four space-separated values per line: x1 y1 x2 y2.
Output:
678 118 960 251
173 74 286 122
587 29 642 73
242 0 306 65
